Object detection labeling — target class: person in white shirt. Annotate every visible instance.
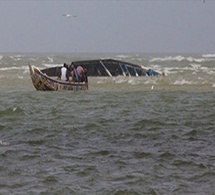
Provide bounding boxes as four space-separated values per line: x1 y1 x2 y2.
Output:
60 63 69 81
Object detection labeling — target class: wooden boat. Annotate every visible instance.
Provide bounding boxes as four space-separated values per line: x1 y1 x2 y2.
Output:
28 64 88 91
41 58 162 77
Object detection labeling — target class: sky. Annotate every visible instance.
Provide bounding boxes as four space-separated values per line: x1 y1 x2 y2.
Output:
0 0 214 54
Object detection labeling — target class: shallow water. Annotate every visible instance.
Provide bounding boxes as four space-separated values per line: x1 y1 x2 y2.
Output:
0 53 215 194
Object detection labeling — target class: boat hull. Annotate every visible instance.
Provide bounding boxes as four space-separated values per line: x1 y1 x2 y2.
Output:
29 64 88 91
41 59 162 77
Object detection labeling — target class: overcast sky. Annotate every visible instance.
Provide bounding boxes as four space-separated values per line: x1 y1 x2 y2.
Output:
0 0 214 54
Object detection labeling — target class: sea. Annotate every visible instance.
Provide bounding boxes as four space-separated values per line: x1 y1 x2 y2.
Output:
0 53 215 194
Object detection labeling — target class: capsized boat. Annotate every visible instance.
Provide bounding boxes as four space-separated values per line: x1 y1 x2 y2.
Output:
41 58 162 77
28 64 88 91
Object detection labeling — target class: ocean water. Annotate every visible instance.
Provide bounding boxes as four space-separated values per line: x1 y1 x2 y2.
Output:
0 53 215 194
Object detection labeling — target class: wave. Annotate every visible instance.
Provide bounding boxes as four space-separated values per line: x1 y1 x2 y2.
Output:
29 58 37 61
0 66 29 71
18 76 24 79
152 64 215 76
47 56 54 63
0 53 215 90
150 55 185 62
0 106 24 117
173 79 198 85
9 55 23 61
115 54 130 59
43 63 62 68
0 140 9 146
202 54 215 58
150 55 213 63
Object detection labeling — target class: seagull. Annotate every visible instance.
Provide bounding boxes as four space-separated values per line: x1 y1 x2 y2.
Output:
62 14 77 18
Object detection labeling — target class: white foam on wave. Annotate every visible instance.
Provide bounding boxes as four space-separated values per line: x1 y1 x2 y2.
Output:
14 58 21 61
29 58 36 61
9 55 22 61
0 55 3 60
204 69 215 75
22 66 30 74
202 54 215 58
150 55 185 62
114 77 158 85
159 64 214 75
0 67 20 71
190 64 201 69
0 140 9 146
0 66 29 71
47 56 54 63
114 77 127 84
150 55 206 63
97 80 105 84
187 57 205 63
116 54 129 59
144 79 157 85
12 107 17 112
10 55 22 58
173 79 197 85
43 63 62 68
128 78 140 85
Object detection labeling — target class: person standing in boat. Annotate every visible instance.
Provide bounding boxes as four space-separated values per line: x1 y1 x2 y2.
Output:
71 64 79 82
83 67 88 83
59 63 69 81
70 63 86 82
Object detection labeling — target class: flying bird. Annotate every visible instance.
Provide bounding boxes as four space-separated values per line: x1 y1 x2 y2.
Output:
62 14 77 18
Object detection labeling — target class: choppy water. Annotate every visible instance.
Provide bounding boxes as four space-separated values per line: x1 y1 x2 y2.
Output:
0 53 215 194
